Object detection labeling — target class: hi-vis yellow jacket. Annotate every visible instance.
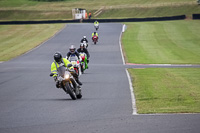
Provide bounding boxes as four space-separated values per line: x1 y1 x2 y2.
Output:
94 21 99 25
92 32 99 37
51 58 72 77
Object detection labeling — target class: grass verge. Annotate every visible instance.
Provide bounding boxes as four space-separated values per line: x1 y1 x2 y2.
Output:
123 20 200 113
122 20 200 64
128 68 200 114
0 24 65 61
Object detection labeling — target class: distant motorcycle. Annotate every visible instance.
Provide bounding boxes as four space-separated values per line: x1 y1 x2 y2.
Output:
92 35 98 45
94 24 99 31
68 55 81 76
50 64 82 100
79 52 87 73
82 40 88 48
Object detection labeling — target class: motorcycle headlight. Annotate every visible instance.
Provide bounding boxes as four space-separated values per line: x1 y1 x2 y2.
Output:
64 74 70 79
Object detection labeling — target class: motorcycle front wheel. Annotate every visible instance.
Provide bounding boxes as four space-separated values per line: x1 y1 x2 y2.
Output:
65 82 77 100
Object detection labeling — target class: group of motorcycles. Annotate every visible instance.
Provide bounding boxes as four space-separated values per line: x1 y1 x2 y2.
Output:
92 23 99 45
50 23 99 100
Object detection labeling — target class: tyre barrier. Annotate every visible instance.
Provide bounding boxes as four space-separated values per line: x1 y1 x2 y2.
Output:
0 15 189 25
0 19 80 25
193 14 200 19
83 15 186 23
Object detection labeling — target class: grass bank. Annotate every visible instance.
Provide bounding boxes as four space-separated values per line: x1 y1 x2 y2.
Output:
0 24 65 61
98 4 200 19
129 68 200 114
0 0 199 20
122 20 200 64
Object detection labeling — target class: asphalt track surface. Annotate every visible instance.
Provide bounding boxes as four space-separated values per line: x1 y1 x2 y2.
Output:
0 23 200 133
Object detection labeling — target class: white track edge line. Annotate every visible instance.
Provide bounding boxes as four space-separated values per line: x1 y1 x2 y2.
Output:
120 24 137 115
126 69 137 115
119 24 125 65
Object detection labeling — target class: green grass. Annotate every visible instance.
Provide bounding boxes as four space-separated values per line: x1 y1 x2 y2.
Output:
123 20 200 113
98 5 200 19
0 0 199 20
0 24 65 61
122 20 200 64
129 68 200 114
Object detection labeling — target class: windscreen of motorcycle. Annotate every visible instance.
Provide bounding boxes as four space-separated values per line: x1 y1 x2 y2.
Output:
69 56 78 61
57 66 66 78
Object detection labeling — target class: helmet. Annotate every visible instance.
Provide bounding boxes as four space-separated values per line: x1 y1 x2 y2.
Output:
54 52 62 63
83 36 86 39
80 43 85 49
69 45 76 54
94 32 96 34
80 43 84 47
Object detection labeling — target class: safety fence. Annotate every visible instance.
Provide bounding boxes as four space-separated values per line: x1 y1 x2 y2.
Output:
83 15 186 23
0 14 200 25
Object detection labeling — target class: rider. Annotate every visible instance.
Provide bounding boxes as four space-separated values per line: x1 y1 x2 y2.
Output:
66 45 81 61
80 36 88 48
77 43 90 69
92 31 99 40
51 52 82 88
80 36 88 43
94 20 99 26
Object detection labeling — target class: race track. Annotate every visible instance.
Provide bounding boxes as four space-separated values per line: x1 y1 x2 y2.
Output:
0 23 200 133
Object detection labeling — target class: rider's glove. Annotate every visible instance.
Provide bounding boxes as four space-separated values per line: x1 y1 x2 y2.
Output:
53 76 57 81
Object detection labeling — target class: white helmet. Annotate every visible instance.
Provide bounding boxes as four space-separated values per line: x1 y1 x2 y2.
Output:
69 45 76 54
83 36 86 39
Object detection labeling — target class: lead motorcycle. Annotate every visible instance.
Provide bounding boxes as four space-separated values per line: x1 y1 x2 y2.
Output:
50 64 82 100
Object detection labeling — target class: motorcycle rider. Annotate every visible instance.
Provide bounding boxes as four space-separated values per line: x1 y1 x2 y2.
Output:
80 36 88 43
94 20 99 26
51 52 82 88
92 31 99 41
66 45 81 60
80 36 88 48
94 20 99 30
77 43 90 69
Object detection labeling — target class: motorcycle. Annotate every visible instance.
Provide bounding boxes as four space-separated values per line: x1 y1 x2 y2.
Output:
50 64 82 100
92 35 98 45
68 55 81 76
79 52 87 73
94 24 99 31
82 40 88 48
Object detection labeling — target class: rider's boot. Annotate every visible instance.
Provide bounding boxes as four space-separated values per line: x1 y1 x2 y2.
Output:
76 78 82 86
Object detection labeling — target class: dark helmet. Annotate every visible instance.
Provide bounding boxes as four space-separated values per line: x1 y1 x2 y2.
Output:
69 45 76 54
54 52 62 63
94 32 96 34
